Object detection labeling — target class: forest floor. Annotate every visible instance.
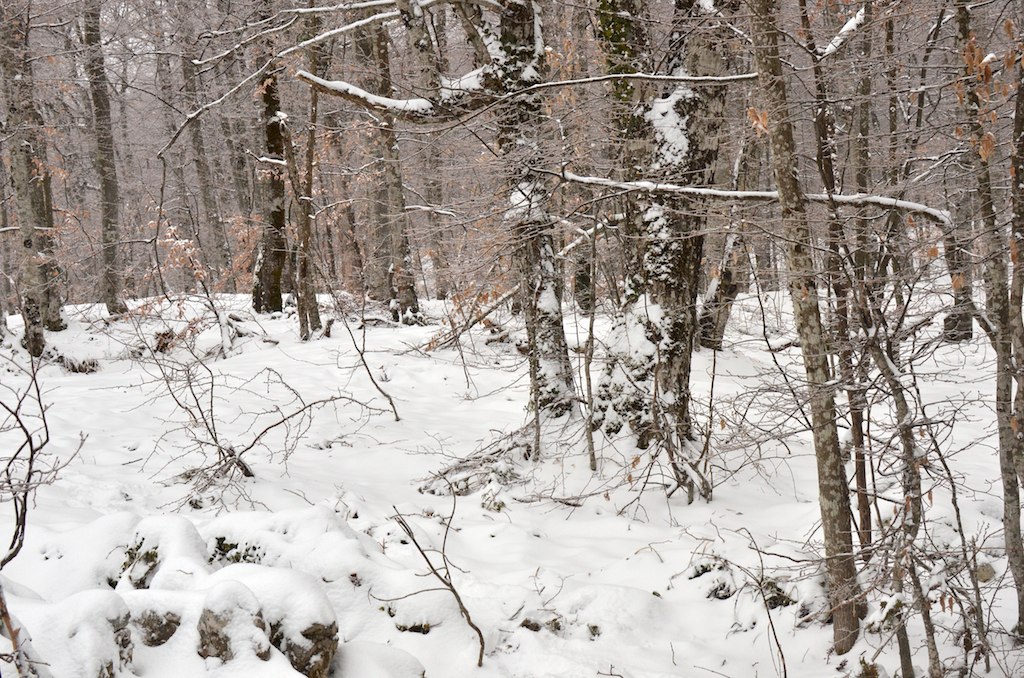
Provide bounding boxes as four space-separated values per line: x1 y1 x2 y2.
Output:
0 293 1020 678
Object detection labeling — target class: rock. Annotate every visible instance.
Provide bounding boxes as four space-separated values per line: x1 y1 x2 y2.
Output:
204 564 339 677
270 620 339 678
196 581 271 662
976 561 996 583
57 590 134 678
133 609 181 647
122 516 210 590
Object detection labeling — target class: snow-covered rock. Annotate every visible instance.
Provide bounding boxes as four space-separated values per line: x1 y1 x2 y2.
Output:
196 581 271 663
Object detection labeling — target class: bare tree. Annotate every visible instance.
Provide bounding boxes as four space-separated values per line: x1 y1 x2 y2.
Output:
749 0 861 654
1 0 66 356
82 0 127 314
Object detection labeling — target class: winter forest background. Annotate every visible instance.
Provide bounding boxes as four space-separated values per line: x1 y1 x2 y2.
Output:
2 0 1024 676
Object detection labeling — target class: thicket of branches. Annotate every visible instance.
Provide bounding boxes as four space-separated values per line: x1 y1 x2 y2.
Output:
4 0 1024 671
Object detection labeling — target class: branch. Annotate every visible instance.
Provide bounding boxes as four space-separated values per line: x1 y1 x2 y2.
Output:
393 503 485 667
298 68 757 122
296 71 434 116
0 582 53 677
817 6 867 59
550 169 953 227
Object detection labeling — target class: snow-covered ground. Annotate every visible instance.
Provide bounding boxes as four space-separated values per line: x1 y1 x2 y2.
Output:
0 294 1020 677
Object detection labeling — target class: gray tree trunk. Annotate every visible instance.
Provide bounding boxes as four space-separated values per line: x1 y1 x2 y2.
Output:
497 0 576 418
749 0 861 654
354 20 419 320
82 0 127 314
1 0 65 356
956 0 1024 635
176 0 232 285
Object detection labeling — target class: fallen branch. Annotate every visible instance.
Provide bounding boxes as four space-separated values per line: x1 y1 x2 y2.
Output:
393 499 485 667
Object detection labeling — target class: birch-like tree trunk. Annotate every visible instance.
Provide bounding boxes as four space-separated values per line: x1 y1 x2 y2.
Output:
749 0 860 654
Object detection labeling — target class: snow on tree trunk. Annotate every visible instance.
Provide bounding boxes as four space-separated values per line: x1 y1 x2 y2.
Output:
593 0 732 470
252 67 288 314
497 0 577 419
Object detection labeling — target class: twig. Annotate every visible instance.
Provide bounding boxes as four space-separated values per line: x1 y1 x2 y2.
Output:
392 492 485 667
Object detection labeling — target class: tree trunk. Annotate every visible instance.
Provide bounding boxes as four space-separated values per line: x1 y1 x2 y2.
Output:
292 9 324 340
252 67 288 314
497 0 577 419
354 20 419 320
1009 18 1024 638
82 0 127 314
176 0 232 286
1 0 65 356
594 0 732 476
749 0 860 654
0 160 10 336
699 140 760 350
957 0 1024 634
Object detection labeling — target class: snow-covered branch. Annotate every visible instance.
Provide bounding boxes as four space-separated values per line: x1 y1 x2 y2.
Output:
818 7 866 59
551 170 953 227
296 71 435 116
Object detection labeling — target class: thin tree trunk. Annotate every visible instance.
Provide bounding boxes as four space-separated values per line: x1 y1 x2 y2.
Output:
0 159 10 336
749 0 860 654
699 139 759 350
956 0 1024 635
354 20 419 319
176 0 232 287
292 8 324 340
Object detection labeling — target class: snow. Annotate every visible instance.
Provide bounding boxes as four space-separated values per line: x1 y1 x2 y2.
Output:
295 71 433 114
646 77 695 169
204 564 336 642
820 8 867 59
0 293 1022 677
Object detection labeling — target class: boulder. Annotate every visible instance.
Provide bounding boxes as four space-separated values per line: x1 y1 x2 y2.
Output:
196 581 271 662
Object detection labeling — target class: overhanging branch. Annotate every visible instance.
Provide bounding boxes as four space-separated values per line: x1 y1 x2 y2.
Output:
548 169 953 227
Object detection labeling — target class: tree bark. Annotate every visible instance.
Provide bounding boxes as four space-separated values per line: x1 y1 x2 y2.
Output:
594 0 733 470
82 0 127 314
252 67 288 314
1 0 65 356
749 0 861 654
354 20 419 320
176 0 232 286
497 0 577 419
956 0 1024 635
